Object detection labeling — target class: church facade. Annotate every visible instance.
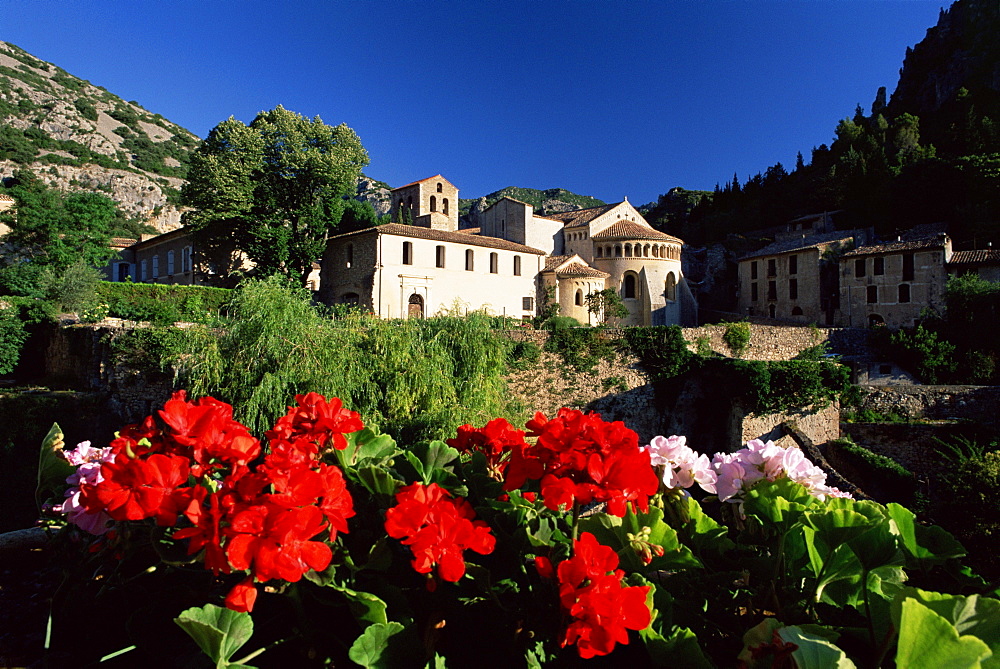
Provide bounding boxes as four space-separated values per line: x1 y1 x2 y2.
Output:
319 175 696 325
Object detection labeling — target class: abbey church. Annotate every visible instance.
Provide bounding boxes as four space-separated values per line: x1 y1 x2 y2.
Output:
318 175 697 325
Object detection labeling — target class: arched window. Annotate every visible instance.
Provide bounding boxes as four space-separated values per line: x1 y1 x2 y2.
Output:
465 249 474 271
596 246 603 258
513 255 521 276
430 196 437 212
346 244 354 268
791 306 803 316
652 246 659 258
644 244 650 257
622 273 637 299
436 182 443 193
615 245 623 257
624 243 632 257
575 289 583 306
341 292 360 305
443 198 449 215
489 252 498 274
435 245 445 268
403 241 413 265
665 272 676 301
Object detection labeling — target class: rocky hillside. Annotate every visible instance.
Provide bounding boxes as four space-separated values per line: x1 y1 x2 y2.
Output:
0 41 200 232
459 186 605 229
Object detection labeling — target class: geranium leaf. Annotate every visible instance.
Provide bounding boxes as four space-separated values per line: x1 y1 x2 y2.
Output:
895 598 992 668
174 603 254 666
887 503 966 566
348 621 405 668
355 465 402 496
777 625 857 669
35 422 74 513
328 584 389 627
640 625 713 668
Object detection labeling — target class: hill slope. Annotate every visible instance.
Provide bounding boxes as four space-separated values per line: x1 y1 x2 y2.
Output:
459 186 605 228
0 41 200 232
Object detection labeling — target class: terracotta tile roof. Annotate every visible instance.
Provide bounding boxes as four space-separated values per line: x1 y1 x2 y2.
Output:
739 230 860 261
110 237 139 248
949 249 1000 265
555 262 609 279
591 220 681 242
330 223 546 255
130 227 192 249
543 255 573 271
841 236 946 258
544 203 619 228
392 174 450 191
457 227 480 235
0 194 14 202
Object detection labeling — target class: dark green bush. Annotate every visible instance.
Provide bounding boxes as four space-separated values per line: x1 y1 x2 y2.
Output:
623 325 694 381
828 437 917 503
0 307 27 375
722 320 751 358
507 340 541 370
705 358 851 414
543 325 615 371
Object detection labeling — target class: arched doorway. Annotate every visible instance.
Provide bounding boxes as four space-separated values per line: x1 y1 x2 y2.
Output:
408 293 424 319
868 313 885 328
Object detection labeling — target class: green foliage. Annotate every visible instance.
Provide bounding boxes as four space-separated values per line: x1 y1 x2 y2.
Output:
95 281 232 324
623 325 695 381
458 186 605 219
584 287 629 324
177 276 523 440
182 106 369 286
716 358 851 414
41 260 103 315
107 326 194 376
543 322 617 371
888 325 957 384
174 604 260 668
828 437 917 503
0 170 121 271
722 320 752 358
507 340 541 370
0 305 28 374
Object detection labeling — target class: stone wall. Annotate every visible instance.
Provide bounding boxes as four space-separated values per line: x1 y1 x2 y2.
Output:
854 385 1000 429
739 402 841 449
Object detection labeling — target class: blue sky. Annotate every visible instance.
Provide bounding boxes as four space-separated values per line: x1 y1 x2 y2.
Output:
5 1 944 205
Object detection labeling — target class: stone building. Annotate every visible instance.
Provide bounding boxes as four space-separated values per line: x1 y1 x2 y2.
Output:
948 249 1000 282
737 230 863 325
837 231 952 328
321 176 696 325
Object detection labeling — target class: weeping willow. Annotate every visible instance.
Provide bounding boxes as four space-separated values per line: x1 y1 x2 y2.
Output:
178 276 526 442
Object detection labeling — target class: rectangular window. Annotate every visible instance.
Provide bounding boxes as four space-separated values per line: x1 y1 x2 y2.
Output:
167 250 175 275
873 257 884 275
902 253 914 281
152 255 159 279
465 249 474 271
767 281 776 300
522 297 534 311
435 245 445 268
751 282 758 302
855 258 866 278
513 255 521 276
788 254 798 275
767 259 776 277
182 246 192 272
346 244 353 269
789 278 798 300
898 284 910 303
489 252 498 274
402 241 413 265
140 259 147 281
751 261 758 280
867 285 878 303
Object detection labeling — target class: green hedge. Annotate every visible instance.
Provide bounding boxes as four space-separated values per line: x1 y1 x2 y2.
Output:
828 437 917 503
96 282 232 325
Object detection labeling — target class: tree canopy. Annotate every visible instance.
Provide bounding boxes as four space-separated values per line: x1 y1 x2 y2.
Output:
0 169 121 271
182 106 369 286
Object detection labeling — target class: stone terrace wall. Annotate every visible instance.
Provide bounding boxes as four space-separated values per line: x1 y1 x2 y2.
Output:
505 324 870 362
855 385 1000 429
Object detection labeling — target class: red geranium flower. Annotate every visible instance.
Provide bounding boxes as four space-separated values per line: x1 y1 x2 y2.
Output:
82 452 191 525
226 504 333 583
384 483 495 584
267 393 364 451
503 409 659 516
447 418 526 479
548 532 652 659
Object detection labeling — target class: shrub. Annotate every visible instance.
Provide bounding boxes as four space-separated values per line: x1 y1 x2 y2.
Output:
507 340 541 370
722 320 751 358
828 436 917 503
889 325 957 384
95 282 232 324
0 306 27 374
723 358 851 414
623 325 695 381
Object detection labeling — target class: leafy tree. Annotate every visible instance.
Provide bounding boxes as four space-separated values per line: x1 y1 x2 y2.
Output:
182 106 369 286
584 288 628 325
0 169 118 271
